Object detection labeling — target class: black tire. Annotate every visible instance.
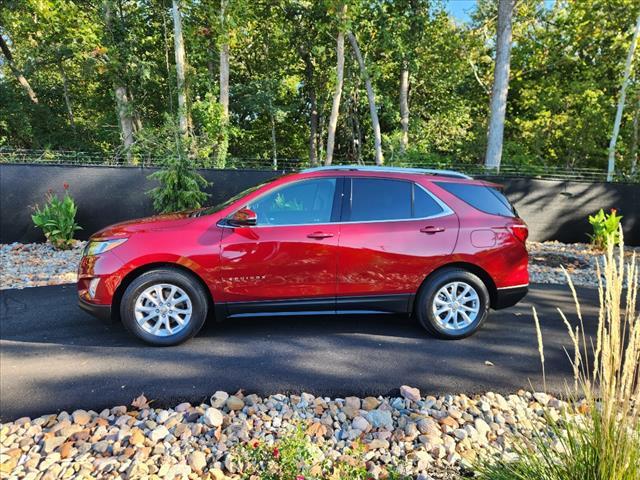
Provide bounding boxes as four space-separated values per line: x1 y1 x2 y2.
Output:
415 268 490 340
120 268 209 346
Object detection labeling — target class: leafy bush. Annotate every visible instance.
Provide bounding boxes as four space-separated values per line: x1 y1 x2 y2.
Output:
588 208 622 249
31 183 82 249
476 229 639 480
232 424 409 480
139 116 210 213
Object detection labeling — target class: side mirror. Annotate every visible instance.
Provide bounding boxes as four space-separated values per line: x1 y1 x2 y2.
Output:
229 208 257 227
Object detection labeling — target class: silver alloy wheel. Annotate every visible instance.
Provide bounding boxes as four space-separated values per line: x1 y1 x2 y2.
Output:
134 283 193 337
432 281 480 331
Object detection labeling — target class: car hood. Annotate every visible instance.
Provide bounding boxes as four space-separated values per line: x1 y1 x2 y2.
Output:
91 211 197 239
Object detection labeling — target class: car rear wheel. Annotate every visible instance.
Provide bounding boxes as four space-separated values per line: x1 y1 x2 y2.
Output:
416 268 489 339
120 268 208 346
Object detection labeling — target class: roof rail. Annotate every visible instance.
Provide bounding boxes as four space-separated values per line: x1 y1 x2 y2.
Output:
301 165 472 179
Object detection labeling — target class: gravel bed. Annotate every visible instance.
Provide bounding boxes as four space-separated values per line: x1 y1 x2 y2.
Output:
2 240 636 290
527 240 638 287
0 388 576 480
0 242 85 290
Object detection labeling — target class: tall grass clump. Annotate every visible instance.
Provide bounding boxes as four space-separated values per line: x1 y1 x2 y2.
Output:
476 228 639 480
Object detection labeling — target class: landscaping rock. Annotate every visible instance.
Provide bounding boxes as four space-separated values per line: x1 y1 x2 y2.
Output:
400 385 421 402
0 389 587 479
366 409 393 430
204 407 224 427
226 396 244 411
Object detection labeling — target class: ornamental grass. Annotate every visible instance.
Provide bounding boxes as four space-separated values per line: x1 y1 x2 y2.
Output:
476 228 639 480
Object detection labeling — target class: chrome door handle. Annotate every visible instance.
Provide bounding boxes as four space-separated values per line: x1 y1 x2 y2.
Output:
420 226 445 234
307 232 334 239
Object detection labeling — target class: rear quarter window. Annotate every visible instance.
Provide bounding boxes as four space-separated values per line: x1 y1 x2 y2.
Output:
436 182 517 217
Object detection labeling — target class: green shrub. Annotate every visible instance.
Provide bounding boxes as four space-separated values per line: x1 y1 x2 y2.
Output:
141 116 210 213
588 208 622 249
31 183 82 250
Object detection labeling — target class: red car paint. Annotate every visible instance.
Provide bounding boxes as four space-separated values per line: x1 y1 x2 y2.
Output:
78 169 528 322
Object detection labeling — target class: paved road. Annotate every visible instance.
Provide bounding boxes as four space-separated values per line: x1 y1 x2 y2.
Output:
0 283 598 421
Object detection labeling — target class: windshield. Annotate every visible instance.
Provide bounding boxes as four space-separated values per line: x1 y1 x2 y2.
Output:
192 182 269 217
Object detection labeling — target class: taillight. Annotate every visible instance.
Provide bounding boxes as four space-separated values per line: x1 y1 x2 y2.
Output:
509 224 528 243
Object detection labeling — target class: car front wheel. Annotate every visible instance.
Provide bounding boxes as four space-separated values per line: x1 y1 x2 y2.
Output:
416 268 490 339
120 268 208 346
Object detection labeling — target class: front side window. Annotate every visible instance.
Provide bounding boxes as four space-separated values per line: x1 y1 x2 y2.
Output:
348 178 445 221
247 178 337 225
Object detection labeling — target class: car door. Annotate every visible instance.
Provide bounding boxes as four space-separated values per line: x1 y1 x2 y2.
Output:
219 177 343 315
336 177 459 313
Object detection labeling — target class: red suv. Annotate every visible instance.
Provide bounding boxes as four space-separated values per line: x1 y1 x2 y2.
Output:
78 166 528 345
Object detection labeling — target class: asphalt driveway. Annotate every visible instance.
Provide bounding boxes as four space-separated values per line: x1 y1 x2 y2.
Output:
0 283 598 421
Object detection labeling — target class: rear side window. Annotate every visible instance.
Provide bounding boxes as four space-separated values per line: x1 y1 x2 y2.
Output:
348 178 445 221
414 185 445 218
436 182 516 217
350 178 411 221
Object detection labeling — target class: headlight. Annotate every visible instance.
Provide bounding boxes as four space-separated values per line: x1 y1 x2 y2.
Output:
84 238 128 256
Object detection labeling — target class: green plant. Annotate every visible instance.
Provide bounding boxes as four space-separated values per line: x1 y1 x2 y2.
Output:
476 229 639 480
142 116 210 213
233 425 322 480
588 208 623 249
31 183 82 250
232 424 410 480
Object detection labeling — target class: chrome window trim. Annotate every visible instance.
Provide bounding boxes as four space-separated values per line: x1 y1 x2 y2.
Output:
218 179 455 229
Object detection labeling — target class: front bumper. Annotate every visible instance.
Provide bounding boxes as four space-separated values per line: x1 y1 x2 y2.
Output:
494 285 528 309
78 297 113 322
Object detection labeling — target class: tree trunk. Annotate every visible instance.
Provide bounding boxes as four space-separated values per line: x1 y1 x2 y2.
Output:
104 0 135 163
302 51 318 166
607 13 640 181
0 35 39 104
309 88 319 166
631 96 639 175
219 48 230 119
219 0 230 119
58 61 76 132
270 108 278 169
115 86 134 161
172 0 189 136
350 90 363 165
218 0 230 167
348 31 384 165
318 114 325 162
126 88 143 132
484 0 515 171
325 4 347 166
399 61 410 153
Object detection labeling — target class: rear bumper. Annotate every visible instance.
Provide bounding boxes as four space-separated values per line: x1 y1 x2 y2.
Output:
78 297 113 322
494 284 528 309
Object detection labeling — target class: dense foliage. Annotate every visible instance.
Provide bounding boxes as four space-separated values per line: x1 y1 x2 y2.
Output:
1 0 639 172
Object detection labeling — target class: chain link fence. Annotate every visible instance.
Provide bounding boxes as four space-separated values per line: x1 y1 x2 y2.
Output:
1 147 637 183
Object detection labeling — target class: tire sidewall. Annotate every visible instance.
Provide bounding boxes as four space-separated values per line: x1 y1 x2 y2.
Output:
120 269 208 346
417 269 489 339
